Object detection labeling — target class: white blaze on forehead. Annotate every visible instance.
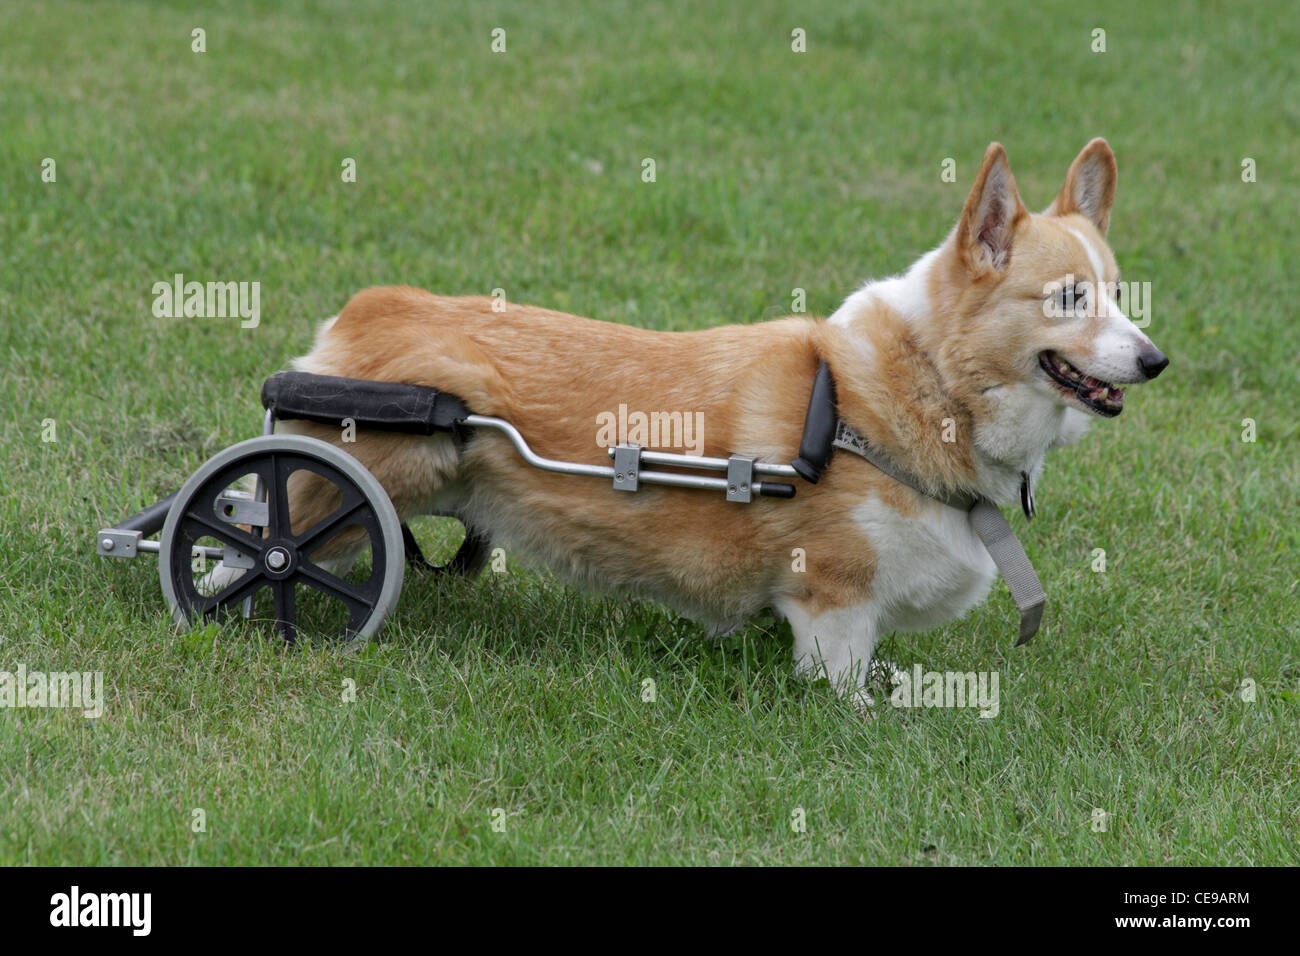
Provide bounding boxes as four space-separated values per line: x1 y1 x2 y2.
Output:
1063 223 1127 322
1061 225 1154 382
1063 225 1108 289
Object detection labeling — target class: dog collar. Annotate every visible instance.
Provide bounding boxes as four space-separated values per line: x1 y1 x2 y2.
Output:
791 360 1046 645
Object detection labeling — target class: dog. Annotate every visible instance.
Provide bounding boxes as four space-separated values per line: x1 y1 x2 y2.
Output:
267 139 1166 704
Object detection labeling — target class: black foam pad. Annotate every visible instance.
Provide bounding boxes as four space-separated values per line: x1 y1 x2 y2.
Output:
261 371 470 435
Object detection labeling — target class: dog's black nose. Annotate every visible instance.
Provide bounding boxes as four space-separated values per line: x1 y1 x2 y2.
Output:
1138 347 1169 380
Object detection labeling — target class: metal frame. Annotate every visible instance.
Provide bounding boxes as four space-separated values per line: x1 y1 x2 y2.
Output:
461 413 798 500
98 408 800 566
95 396 799 642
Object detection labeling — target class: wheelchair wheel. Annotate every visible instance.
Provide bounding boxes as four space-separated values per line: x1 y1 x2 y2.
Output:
158 434 405 645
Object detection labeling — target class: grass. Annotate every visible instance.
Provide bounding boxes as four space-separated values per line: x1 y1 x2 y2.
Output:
0 0 1297 865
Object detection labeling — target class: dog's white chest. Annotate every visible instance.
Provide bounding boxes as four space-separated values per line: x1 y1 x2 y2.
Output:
850 493 998 633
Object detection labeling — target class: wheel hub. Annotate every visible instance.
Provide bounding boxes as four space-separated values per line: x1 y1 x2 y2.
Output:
263 544 295 577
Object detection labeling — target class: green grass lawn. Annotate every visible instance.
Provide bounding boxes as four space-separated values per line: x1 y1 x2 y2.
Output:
1 0 1296 865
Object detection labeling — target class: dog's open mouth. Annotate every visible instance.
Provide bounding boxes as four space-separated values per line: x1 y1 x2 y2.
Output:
1038 351 1125 417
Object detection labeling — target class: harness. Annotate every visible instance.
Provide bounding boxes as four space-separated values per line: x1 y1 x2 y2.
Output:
791 361 1046 645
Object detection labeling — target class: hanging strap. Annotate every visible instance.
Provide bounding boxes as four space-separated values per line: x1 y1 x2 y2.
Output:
967 498 1046 645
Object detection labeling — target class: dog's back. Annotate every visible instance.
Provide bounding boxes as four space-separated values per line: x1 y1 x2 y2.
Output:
283 287 882 628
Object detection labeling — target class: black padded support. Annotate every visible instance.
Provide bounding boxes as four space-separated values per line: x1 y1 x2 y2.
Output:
261 371 470 435
114 491 179 536
790 360 837 483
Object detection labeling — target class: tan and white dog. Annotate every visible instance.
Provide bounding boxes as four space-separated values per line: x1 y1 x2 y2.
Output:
276 139 1166 701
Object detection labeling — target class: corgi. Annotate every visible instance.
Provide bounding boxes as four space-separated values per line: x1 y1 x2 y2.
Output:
272 139 1166 704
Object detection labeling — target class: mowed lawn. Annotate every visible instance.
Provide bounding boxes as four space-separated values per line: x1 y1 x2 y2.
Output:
0 0 1296 865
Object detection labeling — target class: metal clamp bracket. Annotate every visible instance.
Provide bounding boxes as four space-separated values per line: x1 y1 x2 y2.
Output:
726 455 756 503
612 444 641 492
97 528 143 559
215 491 269 526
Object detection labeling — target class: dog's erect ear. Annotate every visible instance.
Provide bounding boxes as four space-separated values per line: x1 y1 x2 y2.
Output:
956 143 1028 276
1045 138 1117 235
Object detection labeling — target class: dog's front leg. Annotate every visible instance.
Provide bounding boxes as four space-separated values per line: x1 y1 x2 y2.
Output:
780 600 881 711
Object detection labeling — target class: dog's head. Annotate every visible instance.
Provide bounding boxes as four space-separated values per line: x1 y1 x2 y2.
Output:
928 140 1166 425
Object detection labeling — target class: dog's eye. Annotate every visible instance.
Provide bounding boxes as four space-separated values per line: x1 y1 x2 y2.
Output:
1043 280 1094 319
1056 284 1086 315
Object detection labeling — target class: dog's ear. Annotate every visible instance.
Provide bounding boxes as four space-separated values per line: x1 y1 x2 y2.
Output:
957 143 1028 276
1045 138 1117 235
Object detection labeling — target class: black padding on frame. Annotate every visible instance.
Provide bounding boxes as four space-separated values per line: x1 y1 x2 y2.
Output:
261 371 470 435
791 360 837 483
114 491 179 536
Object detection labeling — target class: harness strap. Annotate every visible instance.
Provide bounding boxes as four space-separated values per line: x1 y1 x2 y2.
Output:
795 361 1046 645
831 420 977 511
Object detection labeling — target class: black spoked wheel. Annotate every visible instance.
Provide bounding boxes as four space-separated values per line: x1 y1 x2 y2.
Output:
159 435 404 645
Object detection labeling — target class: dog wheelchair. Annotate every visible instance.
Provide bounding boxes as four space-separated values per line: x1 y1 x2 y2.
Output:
96 372 801 645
